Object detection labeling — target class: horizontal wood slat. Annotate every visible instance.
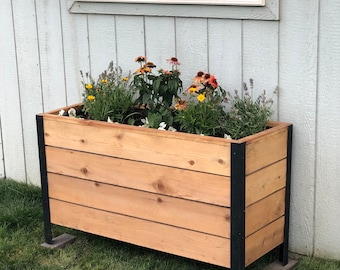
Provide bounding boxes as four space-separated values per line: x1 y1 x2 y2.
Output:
246 188 286 236
49 199 231 268
245 127 288 174
245 217 284 266
45 146 231 206
42 116 231 176
48 173 231 238
245 159 287 206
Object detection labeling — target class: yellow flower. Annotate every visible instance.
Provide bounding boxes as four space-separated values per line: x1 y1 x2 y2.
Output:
87 95 95 101
85 84 93 89
123 77 129 81
197 94 205 102
101 79 107 83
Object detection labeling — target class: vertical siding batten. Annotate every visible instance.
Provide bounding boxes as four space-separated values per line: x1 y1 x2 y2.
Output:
279 0 319 255
88 14 117 76
208 19 242 92
35 0 67 111
144 17 176 66
242 20 279 120
59 0 89 105
0 0 30 183
115 15 145 74
314 0 340 259
175 17 208 88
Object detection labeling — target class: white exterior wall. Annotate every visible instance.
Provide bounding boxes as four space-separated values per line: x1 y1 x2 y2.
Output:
0 0 339 260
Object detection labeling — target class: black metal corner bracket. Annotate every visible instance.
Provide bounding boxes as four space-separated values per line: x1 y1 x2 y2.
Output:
230 142 246 270
279 124 293 265
36 115 53 244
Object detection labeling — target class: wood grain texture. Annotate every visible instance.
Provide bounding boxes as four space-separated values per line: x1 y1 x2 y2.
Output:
45 147 231 206
246 159 286 206
0 0 26 181
314 0 340 259
50 199 231 267
246 188 285 236
245 216 284 266
42 116 231 176
279 0 319 255
245 126 288 174
48 173 230 237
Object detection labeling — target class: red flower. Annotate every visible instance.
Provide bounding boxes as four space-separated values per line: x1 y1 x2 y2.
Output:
206 75 218 89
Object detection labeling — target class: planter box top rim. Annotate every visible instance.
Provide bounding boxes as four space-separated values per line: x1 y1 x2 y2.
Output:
37 103 292 144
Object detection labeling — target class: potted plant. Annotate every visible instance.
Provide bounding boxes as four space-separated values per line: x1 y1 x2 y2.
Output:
36 57 292 269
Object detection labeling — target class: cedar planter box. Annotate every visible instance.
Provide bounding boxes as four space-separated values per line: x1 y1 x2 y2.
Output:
36 103 293 270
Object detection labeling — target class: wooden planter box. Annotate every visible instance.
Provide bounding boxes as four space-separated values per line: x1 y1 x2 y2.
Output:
36 104 292 269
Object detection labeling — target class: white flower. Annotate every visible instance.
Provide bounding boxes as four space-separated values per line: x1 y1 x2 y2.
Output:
158 122 167 130
168 126 177 132
68 108 76 118
58 109 65 116
140 118 149 128
224 134 232 139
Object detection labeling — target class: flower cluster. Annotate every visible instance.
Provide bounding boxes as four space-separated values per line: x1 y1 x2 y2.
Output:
61 56 274 139
174 71 228 137
132 56 182 129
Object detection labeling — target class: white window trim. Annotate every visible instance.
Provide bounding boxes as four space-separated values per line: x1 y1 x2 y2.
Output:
68 0 279 20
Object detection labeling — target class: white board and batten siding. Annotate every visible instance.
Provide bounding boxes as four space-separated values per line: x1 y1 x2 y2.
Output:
0 0 340 261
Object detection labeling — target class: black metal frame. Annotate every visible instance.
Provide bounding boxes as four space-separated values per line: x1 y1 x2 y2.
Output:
36 115 53 244
279 124 293 265
230 142 246 270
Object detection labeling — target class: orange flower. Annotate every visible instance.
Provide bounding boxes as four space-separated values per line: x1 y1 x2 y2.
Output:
187 84 200 94
135 66 151 74
174 99 187 111
145 62 156 68
193 71 204 83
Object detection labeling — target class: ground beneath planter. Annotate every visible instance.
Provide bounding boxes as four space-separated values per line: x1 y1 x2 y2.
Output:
264 255 299 270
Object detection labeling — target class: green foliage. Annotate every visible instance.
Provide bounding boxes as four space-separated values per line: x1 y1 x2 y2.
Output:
175 100 228 137
174 72 229 137
81 62 135 123
132 57 182 128
225 85 274 140
74 59 276 139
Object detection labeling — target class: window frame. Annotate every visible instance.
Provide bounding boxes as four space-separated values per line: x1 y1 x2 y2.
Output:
68 0 279 20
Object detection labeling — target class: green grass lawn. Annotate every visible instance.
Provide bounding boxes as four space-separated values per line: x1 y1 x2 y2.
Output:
1 178 339 270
